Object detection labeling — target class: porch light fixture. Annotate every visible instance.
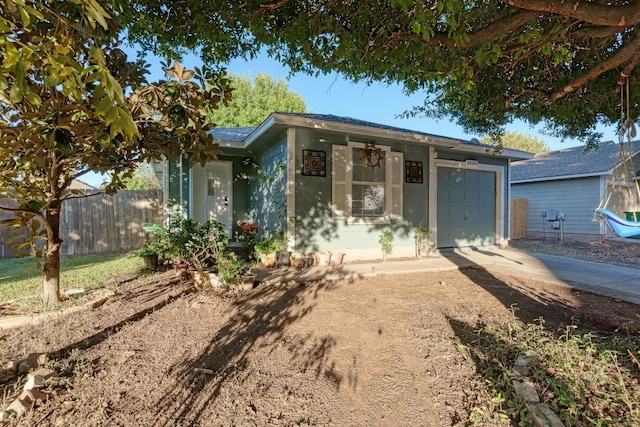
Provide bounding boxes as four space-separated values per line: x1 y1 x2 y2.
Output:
360 142 383 170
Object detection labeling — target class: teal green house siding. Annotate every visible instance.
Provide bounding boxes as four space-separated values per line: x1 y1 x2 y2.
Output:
248 134 289 235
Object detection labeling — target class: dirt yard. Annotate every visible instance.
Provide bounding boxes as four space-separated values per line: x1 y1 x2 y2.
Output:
1 240 639 426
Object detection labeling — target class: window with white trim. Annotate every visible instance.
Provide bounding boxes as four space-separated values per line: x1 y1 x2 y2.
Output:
332 142 403 223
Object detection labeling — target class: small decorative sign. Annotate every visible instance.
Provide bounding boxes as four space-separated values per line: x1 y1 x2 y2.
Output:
302 150 326 176
405 161 423 183
465 159 479 167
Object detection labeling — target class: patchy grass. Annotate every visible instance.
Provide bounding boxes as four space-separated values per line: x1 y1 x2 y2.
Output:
0 252 144 302
457 307 640 426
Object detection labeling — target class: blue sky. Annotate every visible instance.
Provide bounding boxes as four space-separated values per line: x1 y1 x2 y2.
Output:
82 49 613 187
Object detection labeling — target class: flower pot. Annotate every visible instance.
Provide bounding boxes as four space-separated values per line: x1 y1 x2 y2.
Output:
277 250 291 267
173 262 189 278
291 252 306 268
259 252 277 268
239 274 257 291
191 270 209 290
192 271 224 290
329 251 345 266
315 252 331 266
143 254 159 269
209 273 224 289
244 249 255 262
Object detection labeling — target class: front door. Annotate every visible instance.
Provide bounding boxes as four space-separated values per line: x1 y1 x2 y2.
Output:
191 162 232 236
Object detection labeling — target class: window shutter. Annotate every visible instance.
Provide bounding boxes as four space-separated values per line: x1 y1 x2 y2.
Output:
332 145 348 218
390 151 403 219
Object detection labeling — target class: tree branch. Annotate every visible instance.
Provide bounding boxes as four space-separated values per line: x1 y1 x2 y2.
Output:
547 34 640 102
434 9 543 48
0 205 44 221
503 0 640 27
574 25 622 38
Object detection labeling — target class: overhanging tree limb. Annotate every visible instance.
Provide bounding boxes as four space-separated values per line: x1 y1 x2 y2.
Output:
548 34 640 102
432 9 543 48
503 0 640 27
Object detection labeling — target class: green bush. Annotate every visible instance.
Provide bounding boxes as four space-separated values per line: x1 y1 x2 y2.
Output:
216 256 247 285
182 220 228 271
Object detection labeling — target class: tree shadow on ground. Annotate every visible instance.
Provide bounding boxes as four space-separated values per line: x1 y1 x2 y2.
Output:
446 315 542 425
441 249 637 332
151 278 344 425
50 274 193 361
442 250 640 425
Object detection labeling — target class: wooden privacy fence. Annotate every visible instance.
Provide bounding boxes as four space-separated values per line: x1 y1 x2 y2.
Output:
510 198 527 240
1 190 163 258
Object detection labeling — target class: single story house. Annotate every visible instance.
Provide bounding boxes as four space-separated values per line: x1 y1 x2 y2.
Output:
153 112 530 260
511 140 640 241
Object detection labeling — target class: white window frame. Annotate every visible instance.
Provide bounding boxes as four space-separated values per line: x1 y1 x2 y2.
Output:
332 141 403 224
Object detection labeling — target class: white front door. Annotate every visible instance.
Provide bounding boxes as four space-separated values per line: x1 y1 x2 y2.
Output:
191 162 232 236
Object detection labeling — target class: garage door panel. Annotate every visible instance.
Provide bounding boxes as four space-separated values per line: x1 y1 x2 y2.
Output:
464 190 480 203
451 191 466 204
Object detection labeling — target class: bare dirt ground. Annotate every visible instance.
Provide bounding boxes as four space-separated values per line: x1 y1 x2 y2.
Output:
1 239 639 426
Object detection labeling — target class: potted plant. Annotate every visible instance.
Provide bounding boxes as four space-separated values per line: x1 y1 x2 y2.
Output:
236 220 258 261
184 220 228 289
134 228 171 270
135 246 159 269
216 255 246 288
254 235 278 267
273 232 290 267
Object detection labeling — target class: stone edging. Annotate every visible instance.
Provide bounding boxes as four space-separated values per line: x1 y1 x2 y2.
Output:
511 350 564 427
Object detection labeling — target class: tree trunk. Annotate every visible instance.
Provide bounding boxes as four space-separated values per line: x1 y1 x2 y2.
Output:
42 207 63 306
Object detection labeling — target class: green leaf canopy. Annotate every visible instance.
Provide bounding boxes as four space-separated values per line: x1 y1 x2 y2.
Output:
123 0 640 148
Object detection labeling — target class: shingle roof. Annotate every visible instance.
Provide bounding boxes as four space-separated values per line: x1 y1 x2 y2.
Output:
511 140 640 182
211 126 256 142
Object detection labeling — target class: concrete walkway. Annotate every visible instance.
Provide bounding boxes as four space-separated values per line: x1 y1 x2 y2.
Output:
261 248 640 305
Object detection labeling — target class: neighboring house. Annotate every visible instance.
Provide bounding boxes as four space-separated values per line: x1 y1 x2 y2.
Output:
153 112 530 260
511 140 640 241
68 179 96 190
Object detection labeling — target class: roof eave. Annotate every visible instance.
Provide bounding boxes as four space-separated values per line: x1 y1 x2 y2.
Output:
451 145 534 160
214 139 246 149
247 112 464 149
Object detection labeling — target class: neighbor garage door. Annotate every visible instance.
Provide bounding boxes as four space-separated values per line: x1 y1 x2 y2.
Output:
437 167 496 248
